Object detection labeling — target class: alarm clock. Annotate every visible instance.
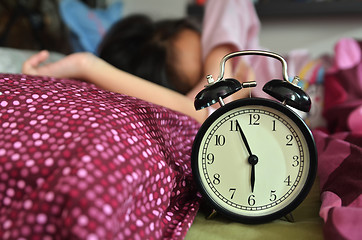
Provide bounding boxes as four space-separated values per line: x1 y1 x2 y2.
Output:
191 50 317 224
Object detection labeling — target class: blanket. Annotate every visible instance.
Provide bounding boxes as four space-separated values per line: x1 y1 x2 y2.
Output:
315 38 362 240
0 74 201 239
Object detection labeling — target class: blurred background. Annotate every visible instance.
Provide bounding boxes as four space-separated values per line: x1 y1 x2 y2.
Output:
1 0 362 57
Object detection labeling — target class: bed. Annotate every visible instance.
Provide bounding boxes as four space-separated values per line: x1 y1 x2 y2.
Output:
1 40 362 239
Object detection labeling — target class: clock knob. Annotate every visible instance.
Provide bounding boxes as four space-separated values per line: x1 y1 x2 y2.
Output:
194 78 241 110
262 78 311 112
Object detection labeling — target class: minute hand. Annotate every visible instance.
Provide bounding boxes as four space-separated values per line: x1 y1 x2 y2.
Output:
236 120 253 156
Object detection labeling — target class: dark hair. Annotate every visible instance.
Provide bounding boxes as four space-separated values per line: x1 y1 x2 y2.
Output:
97 15 200 94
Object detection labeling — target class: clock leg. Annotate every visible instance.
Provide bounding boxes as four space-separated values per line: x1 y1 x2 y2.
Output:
206 209 218 220
282 212 295 222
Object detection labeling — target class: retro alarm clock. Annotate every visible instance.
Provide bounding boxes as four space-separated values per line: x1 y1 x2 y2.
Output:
191 50 317 224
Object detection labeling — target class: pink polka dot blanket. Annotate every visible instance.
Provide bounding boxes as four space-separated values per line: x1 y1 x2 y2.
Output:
0 73 201 239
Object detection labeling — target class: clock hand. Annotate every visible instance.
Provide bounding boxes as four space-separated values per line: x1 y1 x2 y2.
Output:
236 120 258 193
249 155 258 193
235 120 252 156
251 164 255 193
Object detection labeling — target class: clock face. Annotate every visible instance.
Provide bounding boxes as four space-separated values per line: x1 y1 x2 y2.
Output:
192 98 317 223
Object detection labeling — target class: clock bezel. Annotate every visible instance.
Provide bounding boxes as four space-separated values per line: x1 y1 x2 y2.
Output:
191 97 318 224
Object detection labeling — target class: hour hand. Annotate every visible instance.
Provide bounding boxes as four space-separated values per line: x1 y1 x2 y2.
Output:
248 155 258 192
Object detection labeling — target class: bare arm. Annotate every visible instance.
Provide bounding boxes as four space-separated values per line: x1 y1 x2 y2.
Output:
187 44 250 101
82 54 208 123
22 51 208 123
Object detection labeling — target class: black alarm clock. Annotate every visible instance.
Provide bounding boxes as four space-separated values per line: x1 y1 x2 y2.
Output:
191 50 317 224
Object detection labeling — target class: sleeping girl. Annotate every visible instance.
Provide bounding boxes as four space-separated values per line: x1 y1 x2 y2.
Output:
22 0 259 124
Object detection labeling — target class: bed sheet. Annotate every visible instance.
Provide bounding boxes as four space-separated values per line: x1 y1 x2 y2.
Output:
0 47 64 74
186 177 323 240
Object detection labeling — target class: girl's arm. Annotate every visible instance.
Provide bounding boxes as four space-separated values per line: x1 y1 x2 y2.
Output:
22 50 208 123
187 44 251 102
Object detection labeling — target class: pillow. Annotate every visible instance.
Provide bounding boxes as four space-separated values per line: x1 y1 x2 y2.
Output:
0 73 201 239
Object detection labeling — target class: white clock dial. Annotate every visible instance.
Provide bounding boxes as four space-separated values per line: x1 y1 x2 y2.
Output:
192 98 317 223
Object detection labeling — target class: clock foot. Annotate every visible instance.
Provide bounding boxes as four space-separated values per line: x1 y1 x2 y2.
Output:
206 209 218 220
281 213 295 222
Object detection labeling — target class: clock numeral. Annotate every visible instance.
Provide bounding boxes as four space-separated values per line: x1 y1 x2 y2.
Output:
215 135 225 146
229 120 239 131
207 153 215 164
213 173 221 185
229 188 236 199
284 175 291 186
249 114 260 125
292 155 299 167
286 134 293 146
269 190 277 202
248 194 256 206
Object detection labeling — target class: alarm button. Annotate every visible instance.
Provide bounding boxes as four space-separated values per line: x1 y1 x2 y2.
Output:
263 79 311 112
194 78 241 110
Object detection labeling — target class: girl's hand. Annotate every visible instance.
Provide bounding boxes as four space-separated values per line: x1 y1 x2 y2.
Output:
22 50 94 79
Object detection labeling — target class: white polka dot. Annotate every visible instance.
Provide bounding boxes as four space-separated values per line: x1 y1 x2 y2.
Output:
42 133 50 140
64 132 72 138
1 101 8 107
117 155 125 162
136 219 144 227
34 140 43 146
95 144 104 151
6 188 15 197
82 155 91 163
32 133 40 140
87 234 99 240
45 158 54 167
103 204 113 216
23 199 33 209
78 215 89 226
77 169 87 178
37 213 47 224
25 160 35 167
45 192 55 202
3 197 11 206
17 180 26 189
150 222 155 231
13 141 22 149
0 148 7 156
11 153 20 162
125 175 133 183
2 220 12 229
